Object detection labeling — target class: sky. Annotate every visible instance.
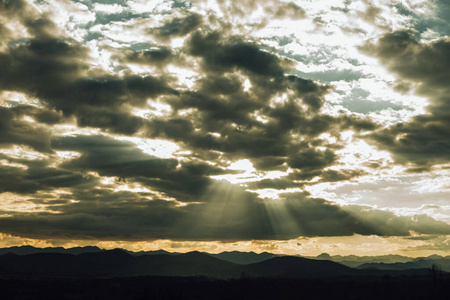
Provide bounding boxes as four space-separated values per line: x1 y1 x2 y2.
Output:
0 0 450 257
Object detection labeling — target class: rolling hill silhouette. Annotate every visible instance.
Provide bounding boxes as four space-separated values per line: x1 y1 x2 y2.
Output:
0 250 238 278
0 246 446 300
239 256 355 278
0 249 437 279
358 257 450 272
209 251 279 264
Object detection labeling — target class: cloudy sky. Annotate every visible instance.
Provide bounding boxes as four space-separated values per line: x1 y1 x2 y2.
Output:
0 0 449 256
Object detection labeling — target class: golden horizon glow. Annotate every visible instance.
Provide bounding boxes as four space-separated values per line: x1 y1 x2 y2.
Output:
0 233 448 258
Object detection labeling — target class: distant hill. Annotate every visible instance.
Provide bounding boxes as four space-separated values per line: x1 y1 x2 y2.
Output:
209 251 279 264
0 246 448 277
126 249 179 256
358 258 450 272
239 256 355 278
0 250 238 278
312 253 450 272
312 253 416 268
0 250 436 280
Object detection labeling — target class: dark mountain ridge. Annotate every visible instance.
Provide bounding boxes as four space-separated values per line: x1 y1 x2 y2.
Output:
238 256 355 278
0 249 438 280
1 246 449 276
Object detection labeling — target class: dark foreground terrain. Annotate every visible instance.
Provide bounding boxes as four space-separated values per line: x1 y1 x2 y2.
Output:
1 249 450 299
2 275 450 300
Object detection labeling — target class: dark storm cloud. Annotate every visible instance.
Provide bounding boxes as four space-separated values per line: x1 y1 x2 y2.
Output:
9 105 68 125
137 158 232 201
287 148 336 172
147 31 341 176
185 30 329 114
361 30 450 168
246 177 302 190
251 156 287 171
187 31 291 77
2 1 439 244
138 27 379 179
0 185 449 241
52 135 225 201
146 28 340 174
53 135 179 179
0 1 177 136
62 74 175 109
319 169 367 182
344 205 450 236
0 154 98 194
339 114 378 131
0 106 52 152
0 39 89 91
0 37 176 134
0 0 59 39
75 108 144 135
0 199 187 240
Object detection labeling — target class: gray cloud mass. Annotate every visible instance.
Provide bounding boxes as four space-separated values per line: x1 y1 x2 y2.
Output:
0 0 448 243
362 30 450 169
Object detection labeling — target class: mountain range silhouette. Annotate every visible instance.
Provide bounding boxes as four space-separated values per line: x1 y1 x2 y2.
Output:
0 246 439 279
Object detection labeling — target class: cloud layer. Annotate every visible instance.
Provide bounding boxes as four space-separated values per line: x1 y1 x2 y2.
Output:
0 0 449 247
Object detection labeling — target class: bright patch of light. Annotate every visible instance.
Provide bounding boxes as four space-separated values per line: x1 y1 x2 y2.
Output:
253 189 280 199
115 137 179 158
133 100 172 118
100 176 116 185
0 193 53 213
0 91 40 107
126 63 157 75
171 37 186 48
55 151 81 160
167 65 198 89
212 160 290 186
114 183 154 194
243 79 252 92
178 108 196 117
250 111 270 124
127 0 164 13
85 40 115 72
211 159 257 184
0 146 47 161
2 233 449 257
93 3 125 14
148 100 173 116
40 0 95 34
270 93 289 106
22 116 35 123
53 125 102 136
229 159 255 172
334 131 394 171
0 159 27 169
317 133 337 144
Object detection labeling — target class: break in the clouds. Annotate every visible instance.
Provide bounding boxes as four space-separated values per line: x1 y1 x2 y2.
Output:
0 0 450 255
362 29 450 169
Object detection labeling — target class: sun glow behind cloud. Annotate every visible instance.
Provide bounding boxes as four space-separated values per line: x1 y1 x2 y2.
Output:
0 0 449 256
